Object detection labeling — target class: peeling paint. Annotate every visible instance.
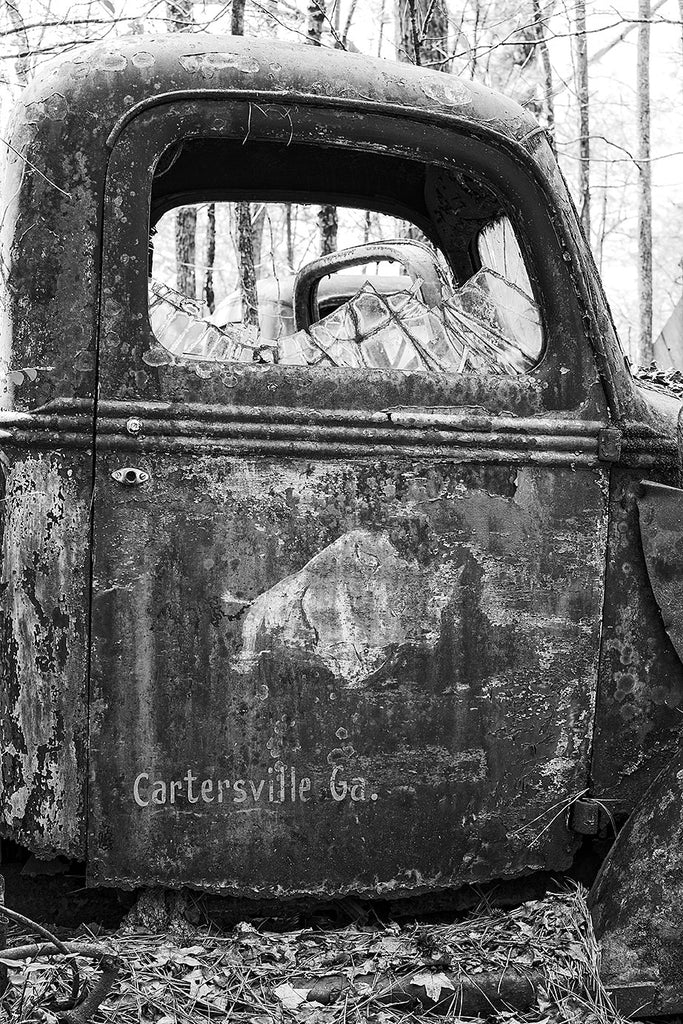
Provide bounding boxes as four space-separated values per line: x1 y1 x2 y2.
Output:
179 52 260 76
237 529 459 686
0 453 89 857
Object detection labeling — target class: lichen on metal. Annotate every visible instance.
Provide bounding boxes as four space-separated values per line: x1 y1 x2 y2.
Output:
0 454 88 856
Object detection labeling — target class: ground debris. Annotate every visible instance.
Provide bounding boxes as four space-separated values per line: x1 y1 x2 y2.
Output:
0 886 626 1024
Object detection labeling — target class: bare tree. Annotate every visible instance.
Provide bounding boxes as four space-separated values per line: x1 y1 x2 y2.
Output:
396 0 450 70
204 203 216 314
174 207 197 299
306 1 338 255
234 200 259 329
342 0 360 47
588 0 667 67
317 204 338 255
286 204 294 271
231 0 260 327
307 0 325 42
167 0 197 299
531 0 555 151
5 1 28 85
574 0 590 241
232 0 246 34
637 0 653 361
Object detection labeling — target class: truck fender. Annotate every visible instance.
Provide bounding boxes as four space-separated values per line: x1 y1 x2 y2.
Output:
637 479 683 661
589 742 683 1015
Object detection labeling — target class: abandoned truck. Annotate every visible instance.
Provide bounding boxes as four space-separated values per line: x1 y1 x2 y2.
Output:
2 30 683 1013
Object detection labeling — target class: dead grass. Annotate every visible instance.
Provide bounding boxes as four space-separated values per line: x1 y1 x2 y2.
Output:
0 884 626 1024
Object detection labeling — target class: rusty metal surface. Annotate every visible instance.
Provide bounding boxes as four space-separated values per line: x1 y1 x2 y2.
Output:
590 469 683 815
0 446 91 857
590 743 683 1014
89 457 608 892
90 405 614 465
637 480 683 660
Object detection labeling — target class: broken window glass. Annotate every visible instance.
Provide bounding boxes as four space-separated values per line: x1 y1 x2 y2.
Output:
149 266 540 375
147 203 542 376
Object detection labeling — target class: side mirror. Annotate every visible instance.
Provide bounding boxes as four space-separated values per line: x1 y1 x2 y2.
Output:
292 240 445 333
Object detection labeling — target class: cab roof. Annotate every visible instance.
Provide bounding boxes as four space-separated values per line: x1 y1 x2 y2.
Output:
16 33 539 151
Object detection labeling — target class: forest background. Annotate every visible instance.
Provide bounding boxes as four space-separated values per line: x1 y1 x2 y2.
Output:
1 0 681 366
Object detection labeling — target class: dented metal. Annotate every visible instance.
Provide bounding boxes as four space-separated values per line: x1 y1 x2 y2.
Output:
0 31 683 1010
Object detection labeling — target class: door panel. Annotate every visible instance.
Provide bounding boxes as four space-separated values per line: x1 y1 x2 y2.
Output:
88 442 607 893
89 103 610 893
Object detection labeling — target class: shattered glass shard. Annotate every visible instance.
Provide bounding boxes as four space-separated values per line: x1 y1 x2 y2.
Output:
148 264 541 376
278 329 322 366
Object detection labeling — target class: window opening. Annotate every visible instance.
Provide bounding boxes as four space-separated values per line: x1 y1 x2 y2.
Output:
147 201 542 376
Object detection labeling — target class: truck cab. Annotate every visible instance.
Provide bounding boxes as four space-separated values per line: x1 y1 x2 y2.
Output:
1 34 683 1013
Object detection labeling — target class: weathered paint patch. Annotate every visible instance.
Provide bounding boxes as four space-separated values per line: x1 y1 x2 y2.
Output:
179 52 260 76
237 529 460 686
0 452 89 856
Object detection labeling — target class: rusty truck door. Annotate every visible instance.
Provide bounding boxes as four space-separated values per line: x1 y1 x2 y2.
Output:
88 100 611 895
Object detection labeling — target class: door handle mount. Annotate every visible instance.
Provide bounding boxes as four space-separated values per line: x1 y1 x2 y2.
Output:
111 467 149 486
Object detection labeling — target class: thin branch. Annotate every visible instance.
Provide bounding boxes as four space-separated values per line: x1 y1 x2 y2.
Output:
0 137 71 198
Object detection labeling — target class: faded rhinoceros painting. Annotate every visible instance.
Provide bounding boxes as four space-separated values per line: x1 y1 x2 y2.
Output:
236 529 461 686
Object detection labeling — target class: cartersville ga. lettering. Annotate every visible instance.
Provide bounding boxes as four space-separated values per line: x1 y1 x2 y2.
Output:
133 765 378 807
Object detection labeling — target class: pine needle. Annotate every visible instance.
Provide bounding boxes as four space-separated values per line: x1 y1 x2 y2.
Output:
0 884 627 1024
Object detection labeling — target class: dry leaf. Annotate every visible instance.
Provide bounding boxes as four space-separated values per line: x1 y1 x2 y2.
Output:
410 970 456 1002
273 982 310 1009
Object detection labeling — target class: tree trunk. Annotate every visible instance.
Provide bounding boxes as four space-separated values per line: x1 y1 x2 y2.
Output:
532 0 555 152
574 0 590 242
637 0 653 362
230 0 260 328
286 204 294 271
235 202 260 329
168 0 197 298
376 0 387 55
204 203 216 314
5 2 28 84
232 0 246 34
307 0 325 43
469 0 481 78
175 207 197 299
251 202 267 278
306 1 339 256
317 205 338 255
342 0 359 46
396 0 450 70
